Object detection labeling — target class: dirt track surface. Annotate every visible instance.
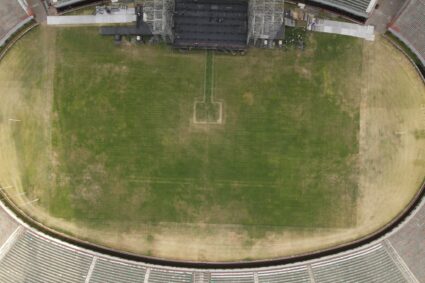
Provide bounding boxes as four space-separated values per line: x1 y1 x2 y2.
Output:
0 30 424 261
356 37 425 235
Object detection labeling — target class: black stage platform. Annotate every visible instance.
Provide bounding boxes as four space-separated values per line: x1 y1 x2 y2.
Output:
173 0 248 50
99 5 152 38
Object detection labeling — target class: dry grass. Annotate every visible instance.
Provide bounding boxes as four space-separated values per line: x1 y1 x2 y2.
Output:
0 26 56 209
356 37 425 233
0 29 423 261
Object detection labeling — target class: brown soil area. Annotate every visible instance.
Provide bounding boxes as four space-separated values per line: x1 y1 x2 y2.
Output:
0 32 423 261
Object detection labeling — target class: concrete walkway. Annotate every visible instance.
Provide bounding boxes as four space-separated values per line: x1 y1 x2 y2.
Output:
312 19 375 41
47 14 136 25
47 6 137 25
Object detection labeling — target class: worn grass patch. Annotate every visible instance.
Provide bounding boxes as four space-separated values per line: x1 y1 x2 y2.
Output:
3 27 424 261
45 28 361 229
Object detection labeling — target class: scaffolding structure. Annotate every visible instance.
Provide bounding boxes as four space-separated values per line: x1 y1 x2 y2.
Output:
143 0 174 40
248 0 285 46
89 0 286 48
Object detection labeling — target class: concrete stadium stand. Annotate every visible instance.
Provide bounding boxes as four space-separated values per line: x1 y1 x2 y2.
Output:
0 187 423 282
51 0 105 13
0 0 34 47
0 1 424 281
298 0 372 22
388 0 425 67
308 0 374 18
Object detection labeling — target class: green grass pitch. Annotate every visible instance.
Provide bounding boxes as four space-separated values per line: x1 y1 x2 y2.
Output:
47 27 362 230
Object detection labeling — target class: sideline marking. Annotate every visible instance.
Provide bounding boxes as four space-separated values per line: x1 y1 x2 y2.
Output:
193 51 223 124
21 198 39 207
0 186 13 190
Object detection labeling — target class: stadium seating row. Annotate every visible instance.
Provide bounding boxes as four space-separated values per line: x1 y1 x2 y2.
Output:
0 0 423 282
51 0 375 17
389 0 425 66
0 196 423 282
0 0 33 47
310 0 373 17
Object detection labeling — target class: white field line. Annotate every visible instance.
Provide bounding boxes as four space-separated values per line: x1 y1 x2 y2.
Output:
193 102 223 125
211 50 215 102
20 198 39 207
203 51 208 102
192 53 209 123
210 52 223 124
193 51 223 124
129 176 280 187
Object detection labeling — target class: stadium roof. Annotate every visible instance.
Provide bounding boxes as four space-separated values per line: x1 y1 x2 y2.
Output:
52 0 89 8
51 0 377 19
310 0 375 18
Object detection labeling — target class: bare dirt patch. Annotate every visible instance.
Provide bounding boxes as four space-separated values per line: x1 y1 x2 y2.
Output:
242 91 254 106
294 63 312 80
355 37 425 234
0 26 56 206
0 30 424 262
58 35 425 261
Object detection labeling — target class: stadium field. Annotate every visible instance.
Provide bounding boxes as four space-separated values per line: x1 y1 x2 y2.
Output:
52 27 359 227
0 26 424 261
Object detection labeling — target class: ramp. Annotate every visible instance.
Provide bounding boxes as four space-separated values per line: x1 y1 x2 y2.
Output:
312 19 375 41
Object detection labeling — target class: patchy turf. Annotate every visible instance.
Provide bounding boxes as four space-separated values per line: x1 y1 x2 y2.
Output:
47 28 360 229
7 26 425 262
